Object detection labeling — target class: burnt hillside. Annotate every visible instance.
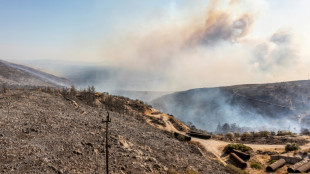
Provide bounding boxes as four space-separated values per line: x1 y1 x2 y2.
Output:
0 88 227 174
151 80 310 132
0 59 71 88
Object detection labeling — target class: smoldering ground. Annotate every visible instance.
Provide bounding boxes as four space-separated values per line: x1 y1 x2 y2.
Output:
151 85 307 133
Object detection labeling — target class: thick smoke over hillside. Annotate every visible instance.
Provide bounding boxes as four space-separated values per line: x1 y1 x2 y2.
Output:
7 0 308 134
62 0 301 92
151 84 309 133
32 0 308 133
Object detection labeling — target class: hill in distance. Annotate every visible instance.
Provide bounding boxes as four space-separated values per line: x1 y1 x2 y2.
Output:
151 81 310 132
0 59 71 88
3 59 310 173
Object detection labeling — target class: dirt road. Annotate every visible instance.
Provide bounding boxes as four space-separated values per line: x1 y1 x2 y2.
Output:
144 108 180 132
192 138 310 165
144 108 310 166
192 138 229 165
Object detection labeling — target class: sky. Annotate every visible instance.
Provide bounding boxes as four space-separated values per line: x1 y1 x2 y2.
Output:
1 0 310 91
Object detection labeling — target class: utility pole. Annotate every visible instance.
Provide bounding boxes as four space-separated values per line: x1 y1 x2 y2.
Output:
102 112 111 174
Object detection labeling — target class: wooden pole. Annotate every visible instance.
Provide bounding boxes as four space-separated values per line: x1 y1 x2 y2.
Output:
102 112 111 174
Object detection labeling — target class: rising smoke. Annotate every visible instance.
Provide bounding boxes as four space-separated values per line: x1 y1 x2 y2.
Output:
79 0 301 91
253 30 298 72
151 86 305 133
63 0 307 132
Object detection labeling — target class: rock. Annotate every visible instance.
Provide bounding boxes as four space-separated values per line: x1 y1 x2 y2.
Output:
73 150 82 155
118 135 133 149
94 148 99 154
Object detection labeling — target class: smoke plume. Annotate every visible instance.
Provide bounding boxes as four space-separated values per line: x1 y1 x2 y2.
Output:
60 0 309 132
77 0 300 92
253 30 298 71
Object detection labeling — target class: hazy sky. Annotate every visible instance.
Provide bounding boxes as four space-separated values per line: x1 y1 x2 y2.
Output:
1 0 310 90
0 0 190 62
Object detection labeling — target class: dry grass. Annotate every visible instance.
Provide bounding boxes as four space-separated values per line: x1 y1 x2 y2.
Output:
167 169 178 174
225 164 249 174
186 169 200 174
166 168 200 174
250 161 263 170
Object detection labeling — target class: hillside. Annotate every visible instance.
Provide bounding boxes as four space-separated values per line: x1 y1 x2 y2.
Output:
0 59 71 88
151 80 310 132
0 88 227 174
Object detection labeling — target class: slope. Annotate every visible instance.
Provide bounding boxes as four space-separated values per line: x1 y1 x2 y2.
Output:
0 59 71 88
151 80 310 132
0 88 227 174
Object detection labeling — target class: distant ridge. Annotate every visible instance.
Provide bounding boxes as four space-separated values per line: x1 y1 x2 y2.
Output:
0 59 71 88
151 80 310 131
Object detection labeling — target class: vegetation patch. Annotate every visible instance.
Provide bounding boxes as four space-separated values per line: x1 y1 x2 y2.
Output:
174 132 191 142
250 161 263 170
224 143 252 153
285 143 300 152
225 164 249 174
167 168 200 174
186 169 200 174
149 116 166 127
167 169 178 174
169 117 187 131
269 160 277 165
277 130 295 136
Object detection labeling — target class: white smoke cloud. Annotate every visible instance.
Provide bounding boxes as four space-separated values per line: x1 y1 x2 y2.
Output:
65 0 305 92
252 29 298 72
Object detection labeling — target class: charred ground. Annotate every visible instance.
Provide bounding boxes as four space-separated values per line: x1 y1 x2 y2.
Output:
0 87 227 174
0 59 71 88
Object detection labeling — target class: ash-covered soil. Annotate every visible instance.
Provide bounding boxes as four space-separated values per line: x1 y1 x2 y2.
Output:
0 89 227 174
0 59 71 87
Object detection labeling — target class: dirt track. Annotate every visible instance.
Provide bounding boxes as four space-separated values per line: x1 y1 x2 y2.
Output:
143 106 310 173
144 109 310 166
192 138 228 165
144 108 180 133
192 138 310 165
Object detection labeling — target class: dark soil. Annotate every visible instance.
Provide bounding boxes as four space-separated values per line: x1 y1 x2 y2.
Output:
0 90 228 174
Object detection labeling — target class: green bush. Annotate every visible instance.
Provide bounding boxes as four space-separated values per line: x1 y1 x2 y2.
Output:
250 161 263 170
225 164 249 174
224 143 253 153
285 143 300 152
269 160 277 165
